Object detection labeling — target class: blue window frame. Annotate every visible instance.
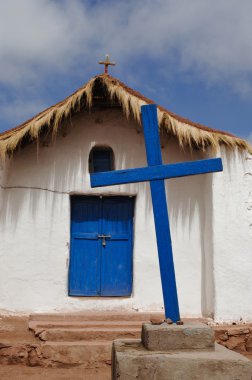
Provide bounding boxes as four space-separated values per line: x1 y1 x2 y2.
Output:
89 147 114 173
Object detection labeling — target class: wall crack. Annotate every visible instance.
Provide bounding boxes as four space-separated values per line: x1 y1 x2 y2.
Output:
0 184 69 195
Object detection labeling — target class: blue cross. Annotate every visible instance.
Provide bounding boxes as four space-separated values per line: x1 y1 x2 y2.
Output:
90 104 223 322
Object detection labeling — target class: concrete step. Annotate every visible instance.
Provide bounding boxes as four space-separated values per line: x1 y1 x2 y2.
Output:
113 341 252 379
142 322 215 351
38 340 112 367
38 327 141 342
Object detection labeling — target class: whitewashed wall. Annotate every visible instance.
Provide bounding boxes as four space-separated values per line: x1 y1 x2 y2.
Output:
0 108 250 322
212 149 252 323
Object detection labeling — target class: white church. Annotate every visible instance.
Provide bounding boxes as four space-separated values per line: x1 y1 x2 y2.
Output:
0 71 251 323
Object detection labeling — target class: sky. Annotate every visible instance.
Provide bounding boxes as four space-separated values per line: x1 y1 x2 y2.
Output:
0 0 251 143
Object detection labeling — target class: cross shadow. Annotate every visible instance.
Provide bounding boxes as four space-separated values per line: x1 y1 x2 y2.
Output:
160 137 215 318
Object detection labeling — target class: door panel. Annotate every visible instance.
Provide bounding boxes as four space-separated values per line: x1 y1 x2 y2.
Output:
69 196 134 297
101 197 133 296
69 197 101 296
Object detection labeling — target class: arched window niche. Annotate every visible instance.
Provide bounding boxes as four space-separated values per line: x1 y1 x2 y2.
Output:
89 146 115 173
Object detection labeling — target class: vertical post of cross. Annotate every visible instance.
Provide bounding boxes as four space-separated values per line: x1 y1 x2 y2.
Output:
141 104 180 322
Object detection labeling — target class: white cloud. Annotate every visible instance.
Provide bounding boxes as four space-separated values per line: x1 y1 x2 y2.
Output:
0 0 252 89
0 0 89 85
1 0 252 129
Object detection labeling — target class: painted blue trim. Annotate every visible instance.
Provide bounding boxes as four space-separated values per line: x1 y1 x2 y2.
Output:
90 158 222 187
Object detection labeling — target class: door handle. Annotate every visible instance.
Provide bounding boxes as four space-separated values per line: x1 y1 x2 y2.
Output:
97 234 111 247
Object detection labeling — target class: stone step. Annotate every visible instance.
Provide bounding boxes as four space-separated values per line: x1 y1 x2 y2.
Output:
27 313 147 367
38 327 141 342
28 320 144 339
38 340 112 367
29 311 163 323
29 320 143 330
0 340 113 368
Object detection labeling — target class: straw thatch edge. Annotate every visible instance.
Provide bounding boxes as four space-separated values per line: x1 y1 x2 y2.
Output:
0 74 251 161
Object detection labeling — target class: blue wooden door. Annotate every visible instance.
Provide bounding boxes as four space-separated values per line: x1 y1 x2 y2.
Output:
69 196 134 296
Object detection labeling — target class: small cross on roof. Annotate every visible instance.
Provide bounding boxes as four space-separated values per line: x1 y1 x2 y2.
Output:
99 54 116 74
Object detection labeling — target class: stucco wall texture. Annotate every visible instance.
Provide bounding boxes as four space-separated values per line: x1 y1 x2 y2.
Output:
0 108 251 322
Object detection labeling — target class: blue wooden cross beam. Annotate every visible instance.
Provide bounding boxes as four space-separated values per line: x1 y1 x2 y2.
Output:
90 104 223 322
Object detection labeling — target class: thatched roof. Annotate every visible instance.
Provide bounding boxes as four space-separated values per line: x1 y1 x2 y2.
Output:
0 74 251 161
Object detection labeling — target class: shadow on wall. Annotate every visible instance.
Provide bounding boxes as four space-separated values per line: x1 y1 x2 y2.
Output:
0 113 218 317
0 110 152 230
164 142 215 318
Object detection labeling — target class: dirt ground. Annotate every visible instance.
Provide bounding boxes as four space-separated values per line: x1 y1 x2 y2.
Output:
0 364 111 380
